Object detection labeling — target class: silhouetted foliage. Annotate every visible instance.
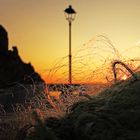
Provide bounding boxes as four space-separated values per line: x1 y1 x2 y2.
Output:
15 73 140 140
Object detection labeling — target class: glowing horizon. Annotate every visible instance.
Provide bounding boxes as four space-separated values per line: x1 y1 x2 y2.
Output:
1 0 140 83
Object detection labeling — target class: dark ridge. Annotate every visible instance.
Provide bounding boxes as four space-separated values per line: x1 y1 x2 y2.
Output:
0 25 45 88
0 25 46 111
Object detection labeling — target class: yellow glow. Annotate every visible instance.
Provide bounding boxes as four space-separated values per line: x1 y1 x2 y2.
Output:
49 91 61 100
1 0 140 83
122 75 128 81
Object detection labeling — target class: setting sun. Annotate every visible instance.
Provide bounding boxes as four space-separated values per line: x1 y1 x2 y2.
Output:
0 0 140 83
1 1 140 140
122 75 128 81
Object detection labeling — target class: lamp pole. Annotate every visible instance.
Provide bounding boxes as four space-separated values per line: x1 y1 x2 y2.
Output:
64 5 76 84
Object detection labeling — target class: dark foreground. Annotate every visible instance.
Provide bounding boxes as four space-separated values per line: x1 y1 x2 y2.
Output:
15 74 140 140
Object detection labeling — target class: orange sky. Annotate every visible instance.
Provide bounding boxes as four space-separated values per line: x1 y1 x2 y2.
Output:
0 0 140 83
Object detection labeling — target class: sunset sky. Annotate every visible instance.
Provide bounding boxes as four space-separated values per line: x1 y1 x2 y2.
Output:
0 0 140 83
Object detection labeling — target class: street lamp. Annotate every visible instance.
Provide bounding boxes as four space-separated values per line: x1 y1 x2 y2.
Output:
64 5 76 84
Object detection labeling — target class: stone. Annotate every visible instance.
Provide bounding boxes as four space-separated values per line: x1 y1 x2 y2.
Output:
0 25 45 88
0 25 8 55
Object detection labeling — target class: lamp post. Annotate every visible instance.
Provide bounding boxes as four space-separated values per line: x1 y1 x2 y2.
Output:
64 5 76 84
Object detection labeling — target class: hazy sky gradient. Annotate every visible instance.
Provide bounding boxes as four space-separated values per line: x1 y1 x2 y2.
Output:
0 0 140 81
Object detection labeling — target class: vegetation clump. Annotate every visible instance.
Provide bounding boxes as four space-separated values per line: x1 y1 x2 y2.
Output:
16 72 140 140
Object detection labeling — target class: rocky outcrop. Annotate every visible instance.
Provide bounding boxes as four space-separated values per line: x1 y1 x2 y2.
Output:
0 25 8 54
0 25 44 88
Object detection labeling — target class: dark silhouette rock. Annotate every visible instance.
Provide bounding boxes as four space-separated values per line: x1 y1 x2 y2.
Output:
0 25 8 55
0 25 48 112
0 25 45 88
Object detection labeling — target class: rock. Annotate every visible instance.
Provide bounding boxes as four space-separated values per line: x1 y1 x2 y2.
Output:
0 25 47 111
0 25 8 55
0 25 45 88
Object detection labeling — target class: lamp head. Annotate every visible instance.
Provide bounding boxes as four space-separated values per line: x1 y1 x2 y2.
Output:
64 5 76 22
